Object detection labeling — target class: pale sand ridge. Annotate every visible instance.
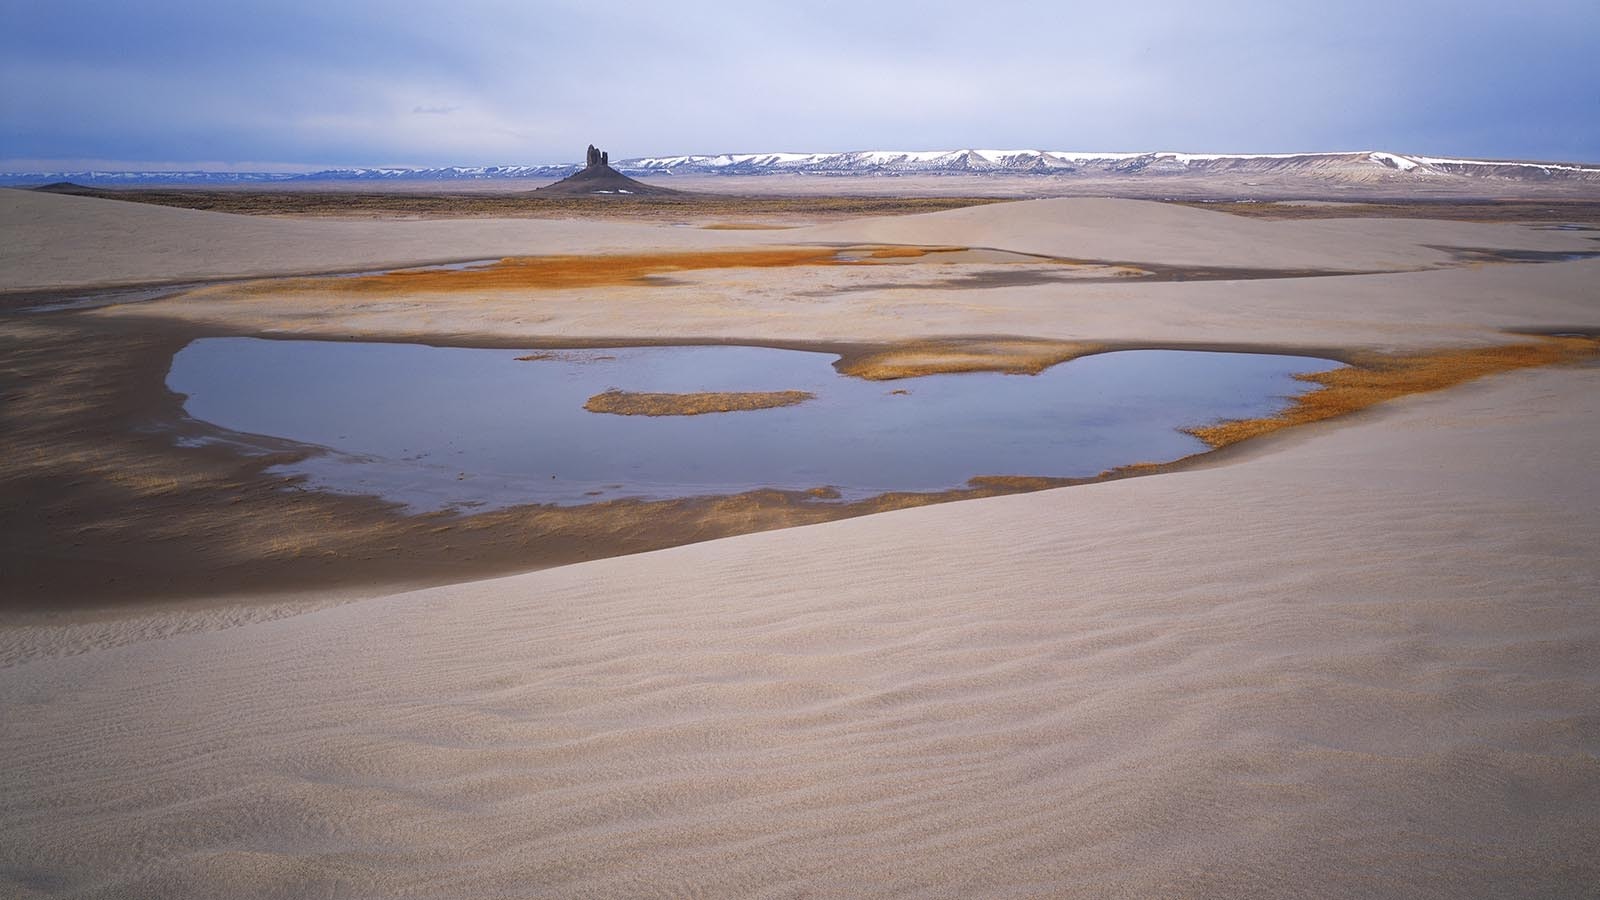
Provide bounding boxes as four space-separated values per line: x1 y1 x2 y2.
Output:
7 190 1591 354
796 196 1577 270
2 369 1596 897
2 189 1598 897
5 190 1598 290
0 189 750 291
94 252 1600 353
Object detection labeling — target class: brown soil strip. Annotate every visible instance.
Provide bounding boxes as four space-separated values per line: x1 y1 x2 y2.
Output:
585 389 814 416
26 187 1005 221
835 338 1104 380
1187 336 1600 448
33 188 1600 225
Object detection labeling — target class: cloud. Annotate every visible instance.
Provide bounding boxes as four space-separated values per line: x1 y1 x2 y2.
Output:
1 0 1595 168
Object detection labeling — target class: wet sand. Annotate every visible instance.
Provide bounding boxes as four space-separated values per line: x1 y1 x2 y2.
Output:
2 189 1598 897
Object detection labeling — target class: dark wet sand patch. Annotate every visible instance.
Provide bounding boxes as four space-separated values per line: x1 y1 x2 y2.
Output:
0 281 235 314
808 260 1403 296
1431 246 1600 264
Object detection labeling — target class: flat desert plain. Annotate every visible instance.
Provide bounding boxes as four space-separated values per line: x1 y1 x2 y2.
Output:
1 187 1598 898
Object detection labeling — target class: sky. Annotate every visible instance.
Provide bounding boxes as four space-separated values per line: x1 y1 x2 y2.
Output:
2 0 1597 170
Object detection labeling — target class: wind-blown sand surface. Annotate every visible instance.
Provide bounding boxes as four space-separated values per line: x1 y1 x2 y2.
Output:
2 188 1598 897
4 189 1597 290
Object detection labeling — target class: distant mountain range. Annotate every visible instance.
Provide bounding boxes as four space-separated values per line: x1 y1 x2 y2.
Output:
5 150 1598 186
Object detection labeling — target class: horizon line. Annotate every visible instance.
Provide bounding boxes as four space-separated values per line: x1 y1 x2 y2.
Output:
5 147 1600 176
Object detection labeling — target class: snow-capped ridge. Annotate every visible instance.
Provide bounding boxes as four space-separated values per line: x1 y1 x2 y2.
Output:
615 149 1600 180
4 150 1597 186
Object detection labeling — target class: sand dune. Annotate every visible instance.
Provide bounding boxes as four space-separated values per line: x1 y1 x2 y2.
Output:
2 190 1598 897
5 190 1597 291
2 368 1596 897
797 196 1597 270
0 189 755 291
5 190 1589 355
89 244 1600 354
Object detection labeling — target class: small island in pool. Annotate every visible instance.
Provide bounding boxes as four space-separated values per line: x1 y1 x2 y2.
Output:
584 388 816 416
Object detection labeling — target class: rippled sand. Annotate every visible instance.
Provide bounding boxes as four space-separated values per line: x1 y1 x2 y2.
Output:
2 189 1597 897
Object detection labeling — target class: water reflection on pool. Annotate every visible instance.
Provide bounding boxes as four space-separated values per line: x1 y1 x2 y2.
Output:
167 339 1339 512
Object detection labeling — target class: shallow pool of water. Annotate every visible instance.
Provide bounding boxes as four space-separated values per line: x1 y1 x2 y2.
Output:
167 340 1339 511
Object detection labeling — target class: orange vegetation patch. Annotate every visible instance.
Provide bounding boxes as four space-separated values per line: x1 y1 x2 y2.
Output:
837 338 1103 380
267 246 968 295
584 389 815 416
1187 336 1600 449
860 246 942 259
324 249 842 292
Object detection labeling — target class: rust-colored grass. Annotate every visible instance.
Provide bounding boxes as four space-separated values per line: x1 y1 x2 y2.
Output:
837 338 1103 380
291 249 845 293
261 245 981 295
584 389 815 416
965 475 1074 492
1188 336 1600 448
862 246 939 260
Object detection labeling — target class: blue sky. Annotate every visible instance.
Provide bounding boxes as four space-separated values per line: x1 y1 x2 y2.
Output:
2 0 1597 170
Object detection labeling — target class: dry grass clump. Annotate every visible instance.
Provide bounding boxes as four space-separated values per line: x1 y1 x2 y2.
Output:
515 352 615 363
861 246 939 260
965 475 1074 492
837 338 1103 380
1188 336 1600 448
261 245 980 295
284 248 843 293
584 389 815 416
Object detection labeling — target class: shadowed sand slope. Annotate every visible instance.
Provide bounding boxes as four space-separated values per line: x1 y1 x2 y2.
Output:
791 196 1600 270
0 189 752 291
3 366 1597 898
7 190 1599 291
